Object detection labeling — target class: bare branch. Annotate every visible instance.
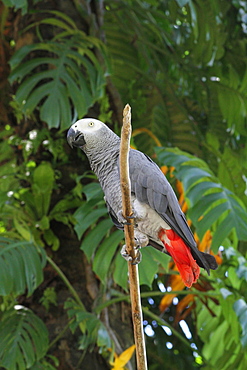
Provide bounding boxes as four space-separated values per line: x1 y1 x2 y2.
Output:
120 104 148 370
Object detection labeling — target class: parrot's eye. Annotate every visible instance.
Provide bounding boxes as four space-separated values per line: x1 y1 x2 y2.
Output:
88 121 94 127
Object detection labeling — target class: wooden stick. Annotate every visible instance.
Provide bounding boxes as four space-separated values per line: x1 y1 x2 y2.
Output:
119 104 148 370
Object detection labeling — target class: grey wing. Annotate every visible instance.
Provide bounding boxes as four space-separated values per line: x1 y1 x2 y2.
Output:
128 149 218 272
128 149 196 248
105 199 124 230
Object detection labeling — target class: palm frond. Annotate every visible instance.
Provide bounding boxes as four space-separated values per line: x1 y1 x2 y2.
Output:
156 147 247 251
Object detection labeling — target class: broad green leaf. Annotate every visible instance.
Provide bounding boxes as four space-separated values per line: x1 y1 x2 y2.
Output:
30 356 58 370
195 203 229 239
92 230 123 283
80 218 113 261
113 246 169 290
9 33 106 129
38 216 50 230
186 181 222 206
49 196 81 217
32 162 54 218
139 248 160 287
144 246 170 272
1 0 28 14
156 147 247 249
234 299 247 347
0 237 46 296
82 182 104 201
113 251 128 291
178 166 214 192
189 193 227 221
13 216 31 241
97 323 112 349
43 229 60 251
65 299 111 351
0 307 49 370
74 203 108 239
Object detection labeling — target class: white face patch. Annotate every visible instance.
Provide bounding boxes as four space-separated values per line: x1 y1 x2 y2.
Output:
72 118 104 134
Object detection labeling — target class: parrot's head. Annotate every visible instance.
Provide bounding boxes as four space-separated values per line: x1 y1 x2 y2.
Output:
67 118 119 151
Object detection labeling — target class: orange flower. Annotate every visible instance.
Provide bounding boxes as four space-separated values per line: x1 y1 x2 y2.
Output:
175 294 195 323
161 165 169 175
196 230 223 265
176 180 188 213
159 265 185 312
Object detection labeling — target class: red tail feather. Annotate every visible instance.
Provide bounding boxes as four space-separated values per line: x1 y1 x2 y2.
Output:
158 229 200 288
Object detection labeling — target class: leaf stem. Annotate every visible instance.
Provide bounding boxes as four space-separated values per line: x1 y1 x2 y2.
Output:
48 319 74 349
47 255 85 310
95 291 206 353
142 307 197 352
95 289 220 313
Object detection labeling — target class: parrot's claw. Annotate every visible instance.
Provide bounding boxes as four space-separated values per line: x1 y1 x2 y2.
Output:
131 249 142 265
134 232 149 248
121 231 149 264
121 245 142 264
117 210 138 226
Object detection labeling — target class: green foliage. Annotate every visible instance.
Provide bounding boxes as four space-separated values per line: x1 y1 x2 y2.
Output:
0 307 49 370
156 147 247 251
234 299 247 347
2 159 80 250
1 0 247 369
9 11 106 130
1 0 28 14
32 162 54 218
196 247 247 369
104 0 247 171
39 287 57 311
65 299 112 353
138 247 170 288
0 237 46 296
0 128 18 204
92 228 124 283
74 181 126 286
30 355 59 370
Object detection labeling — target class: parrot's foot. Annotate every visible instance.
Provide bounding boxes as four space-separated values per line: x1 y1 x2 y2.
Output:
121 245 142 264
117 210 138 226
120 231 149 265
134 231 149 247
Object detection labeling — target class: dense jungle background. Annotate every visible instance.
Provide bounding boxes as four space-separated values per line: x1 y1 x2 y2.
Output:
0 0 247 369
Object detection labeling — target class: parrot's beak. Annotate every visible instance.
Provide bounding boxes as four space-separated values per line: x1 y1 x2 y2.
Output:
67 127 86 148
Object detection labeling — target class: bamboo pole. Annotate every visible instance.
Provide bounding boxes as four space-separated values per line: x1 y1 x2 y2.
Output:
119 104 148 370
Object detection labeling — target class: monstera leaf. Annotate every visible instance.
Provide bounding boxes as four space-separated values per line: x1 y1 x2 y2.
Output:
0 237 46 296
0 307 49 370
9 12 106 130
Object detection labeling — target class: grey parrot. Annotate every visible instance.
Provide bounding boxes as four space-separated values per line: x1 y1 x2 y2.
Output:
67 118 217 287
